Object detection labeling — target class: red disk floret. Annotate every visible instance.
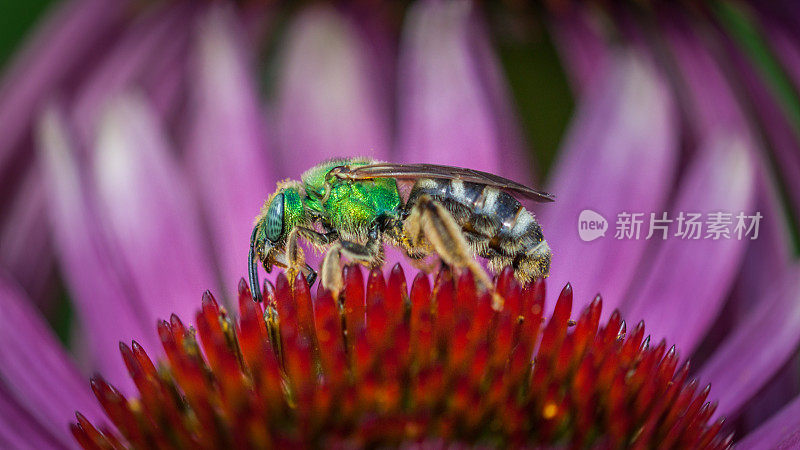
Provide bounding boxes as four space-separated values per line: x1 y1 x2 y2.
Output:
72 265 730 448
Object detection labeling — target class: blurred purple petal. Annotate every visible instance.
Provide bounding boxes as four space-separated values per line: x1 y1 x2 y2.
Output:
185 6 273 293
0 170 53 301
739 389 800 449
0 384 67 450
275 5 390 177
765 26 800 92
396 0 531 180
93 93 217 319
622 132 756 353
731 176 795 319
549 9 610 97
0 273 101 447
539 52 678 315
0 0 126 169
666 24 746 133
713 174 799 426
37 105 153 389
671 23 800 227
732 44 800 229
72 3 192 143
699 265 800 419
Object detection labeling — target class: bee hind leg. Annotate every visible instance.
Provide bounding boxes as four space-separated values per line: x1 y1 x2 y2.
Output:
509 241 552 283
408 195 500 308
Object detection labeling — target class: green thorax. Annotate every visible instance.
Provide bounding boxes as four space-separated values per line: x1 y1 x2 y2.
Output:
302 158 401 233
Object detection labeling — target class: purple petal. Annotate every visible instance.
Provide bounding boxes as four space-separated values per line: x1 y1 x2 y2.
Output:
0 384 68 450
71 3 192 143
731 34 800 231
762 17 800 93
396 0 532 181
665 24 746 132
698 264 800 419
184 6 274 294
669 23 800 228
538 52 678 315
275 5 391 177
622 132 756 353
92 94 217 320
0 170 53 302
707 175 799 424
549 9 610 97
731 176 795 320
37 105 154 389
738 389 800 449
0 0 126 170
0 273 102 447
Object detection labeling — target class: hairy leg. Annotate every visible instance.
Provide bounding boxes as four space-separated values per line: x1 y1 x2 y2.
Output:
320 225 384 294
405 195 502 309
283 227 337 286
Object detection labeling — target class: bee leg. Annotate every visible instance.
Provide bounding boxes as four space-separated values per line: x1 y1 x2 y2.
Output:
410 195 501 309
284 228 305 284
380 215 435 272
321 225 384 294
403 252 438 272
284 227 336 286
304 263 317 286
321 245 344 294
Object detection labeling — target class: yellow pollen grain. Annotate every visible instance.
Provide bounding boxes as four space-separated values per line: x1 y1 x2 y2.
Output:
542 403 558 419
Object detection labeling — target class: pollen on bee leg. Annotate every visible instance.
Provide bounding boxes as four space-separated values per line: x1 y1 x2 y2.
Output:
320 244 344 295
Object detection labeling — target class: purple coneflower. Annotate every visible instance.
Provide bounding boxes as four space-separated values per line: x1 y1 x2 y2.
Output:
0 0 799 448
73 267 731 448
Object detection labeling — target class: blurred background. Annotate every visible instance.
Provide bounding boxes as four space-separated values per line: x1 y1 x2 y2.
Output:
1 0 800 441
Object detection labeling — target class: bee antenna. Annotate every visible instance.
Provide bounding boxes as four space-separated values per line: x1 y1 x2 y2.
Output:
249 227 262 302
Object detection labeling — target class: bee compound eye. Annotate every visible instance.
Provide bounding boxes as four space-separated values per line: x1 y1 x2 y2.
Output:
266 193 284 242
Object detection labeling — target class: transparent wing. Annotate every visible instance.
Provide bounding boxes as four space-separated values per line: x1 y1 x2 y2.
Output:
333 163 555 202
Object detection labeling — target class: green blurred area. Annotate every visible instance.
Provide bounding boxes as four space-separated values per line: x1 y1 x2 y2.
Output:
498 32 573 180
0 0 57 69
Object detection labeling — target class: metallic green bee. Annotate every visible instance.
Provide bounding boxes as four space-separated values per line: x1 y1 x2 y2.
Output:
248 158 554 303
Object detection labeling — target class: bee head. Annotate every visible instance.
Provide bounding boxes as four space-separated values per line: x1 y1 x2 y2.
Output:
249 184 306 301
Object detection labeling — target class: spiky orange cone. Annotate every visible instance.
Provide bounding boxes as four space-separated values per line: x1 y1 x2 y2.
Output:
72 265 729 448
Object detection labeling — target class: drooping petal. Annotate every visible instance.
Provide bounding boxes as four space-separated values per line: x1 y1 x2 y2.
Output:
396 0 532 181
538 52 678 315
185 6 273 294
666 23 787 311
0 0 126 170
0 273 102 448
549 8 611 97
0 385 67 450
71 3 193 143
0 170 53 301
93 93 218 320
738 390 800 450
764 24 800 94
698 264 800 419
665 23 747 134
37 105 154 388
275 5 390 177
731 39 800 231
622 132 755 353
710 176 799 425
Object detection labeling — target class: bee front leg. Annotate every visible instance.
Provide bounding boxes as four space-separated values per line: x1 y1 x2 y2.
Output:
284 227 336 286
407 195 501 309
321 226 384 295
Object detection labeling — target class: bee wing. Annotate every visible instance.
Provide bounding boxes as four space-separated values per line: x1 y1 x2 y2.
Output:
335 163 555 202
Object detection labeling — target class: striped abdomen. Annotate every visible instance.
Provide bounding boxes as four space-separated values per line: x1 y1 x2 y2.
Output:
406 178 550 280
